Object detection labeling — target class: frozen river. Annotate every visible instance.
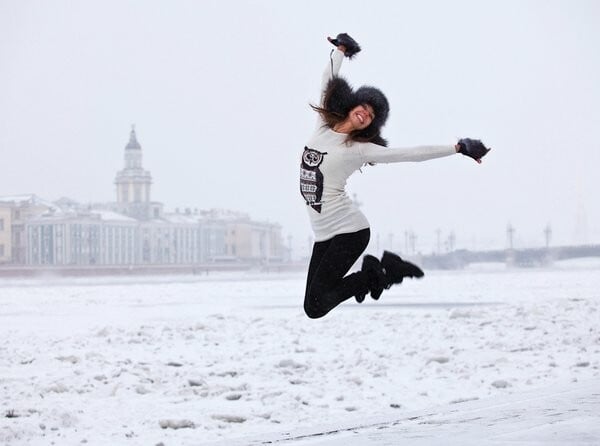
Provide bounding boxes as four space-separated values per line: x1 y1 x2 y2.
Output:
1 260 599 445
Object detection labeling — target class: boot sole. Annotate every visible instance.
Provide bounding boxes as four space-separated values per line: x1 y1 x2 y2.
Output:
382 251 425 278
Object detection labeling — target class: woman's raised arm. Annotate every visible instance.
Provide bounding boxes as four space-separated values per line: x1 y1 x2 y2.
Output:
319 47 345 106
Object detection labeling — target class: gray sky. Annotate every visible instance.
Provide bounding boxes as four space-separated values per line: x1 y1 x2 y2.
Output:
1 0 599 255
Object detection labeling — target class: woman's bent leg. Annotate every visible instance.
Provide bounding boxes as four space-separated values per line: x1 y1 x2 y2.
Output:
304 238 332 304
303 228 370 318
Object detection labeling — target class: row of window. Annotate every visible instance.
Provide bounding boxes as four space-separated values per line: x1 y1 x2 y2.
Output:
25 223 232 265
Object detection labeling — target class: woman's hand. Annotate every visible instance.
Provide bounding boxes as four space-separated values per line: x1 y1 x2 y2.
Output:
456 138 491 164
327 36 347 54
327 33 361 59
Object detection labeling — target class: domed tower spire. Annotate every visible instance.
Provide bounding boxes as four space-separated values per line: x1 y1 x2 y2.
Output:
126 124 141 150
114 125 153 220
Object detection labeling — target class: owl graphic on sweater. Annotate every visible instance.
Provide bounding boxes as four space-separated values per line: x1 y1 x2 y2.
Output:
300 147 327 213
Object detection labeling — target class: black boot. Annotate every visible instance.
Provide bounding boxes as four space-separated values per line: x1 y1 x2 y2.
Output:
355 254 387 303
381 251 424 287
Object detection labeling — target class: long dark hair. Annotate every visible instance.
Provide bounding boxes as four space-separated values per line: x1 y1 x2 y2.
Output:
311 76 388 147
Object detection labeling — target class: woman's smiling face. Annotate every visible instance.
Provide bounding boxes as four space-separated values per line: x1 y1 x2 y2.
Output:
347 103 375 130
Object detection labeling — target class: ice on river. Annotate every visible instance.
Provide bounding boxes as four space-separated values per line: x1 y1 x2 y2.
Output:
1 261 599 445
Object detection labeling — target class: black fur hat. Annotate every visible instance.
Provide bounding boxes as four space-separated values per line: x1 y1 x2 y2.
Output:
323 76 389 146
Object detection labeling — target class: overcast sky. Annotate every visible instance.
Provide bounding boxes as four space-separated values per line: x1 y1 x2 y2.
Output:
1 0 599 255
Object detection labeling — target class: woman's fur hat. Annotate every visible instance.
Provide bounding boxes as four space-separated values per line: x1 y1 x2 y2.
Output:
323 76 389 146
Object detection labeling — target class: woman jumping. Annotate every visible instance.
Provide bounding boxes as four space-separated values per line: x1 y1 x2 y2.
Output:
300 33 490 319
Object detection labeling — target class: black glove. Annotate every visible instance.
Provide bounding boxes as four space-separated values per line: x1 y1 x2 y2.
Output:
328 33 361 59
457 138 491 163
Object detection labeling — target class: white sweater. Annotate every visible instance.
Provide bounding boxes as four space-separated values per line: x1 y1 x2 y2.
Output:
300 50 456 242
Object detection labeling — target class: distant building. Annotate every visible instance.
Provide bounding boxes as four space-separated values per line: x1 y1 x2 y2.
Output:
204 209 284 262
0 127 285 266
114 126 163 221
25 209 138 266
0 206 10 263
0 194 56 264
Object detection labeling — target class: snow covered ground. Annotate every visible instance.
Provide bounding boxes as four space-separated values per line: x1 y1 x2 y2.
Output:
208 377 600 445
1 260 599 445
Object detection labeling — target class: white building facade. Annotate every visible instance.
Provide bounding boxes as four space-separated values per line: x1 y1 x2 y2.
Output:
8 127 285 267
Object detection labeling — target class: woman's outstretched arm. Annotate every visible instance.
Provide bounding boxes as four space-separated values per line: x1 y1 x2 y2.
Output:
314 46 345 128
320 47 345 105
359 139 490 164
359 142 459 164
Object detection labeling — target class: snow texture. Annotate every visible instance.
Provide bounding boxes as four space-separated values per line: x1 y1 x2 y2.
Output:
1 262 599 445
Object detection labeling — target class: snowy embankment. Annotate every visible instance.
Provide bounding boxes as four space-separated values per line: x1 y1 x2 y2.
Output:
1 263 599 445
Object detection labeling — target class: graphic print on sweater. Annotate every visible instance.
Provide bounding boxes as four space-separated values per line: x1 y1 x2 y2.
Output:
300 147 327 213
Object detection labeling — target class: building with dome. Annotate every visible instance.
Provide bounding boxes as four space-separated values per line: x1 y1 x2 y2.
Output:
114 126 162 221
0 127 285 268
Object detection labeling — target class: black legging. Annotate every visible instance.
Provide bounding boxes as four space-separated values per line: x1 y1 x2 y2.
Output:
303 228 370 319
